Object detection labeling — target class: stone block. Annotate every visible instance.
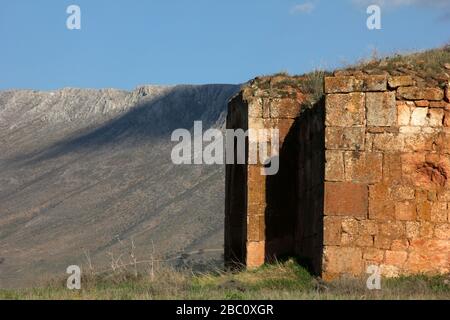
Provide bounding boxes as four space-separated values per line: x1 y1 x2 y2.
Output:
395 201 417 221
406 221 420 239
397 87 444 101
405 239 449 274
324 182 368 217
388 75 415 88
325 93 365 127
431 202 448 222
248 98 263 118
427 108 444 127
391 239 409 251
269 98 302 118
379 221 405 239
416 201 432 221
397 102 411 125
385 250 408 267
410 107 428 126
372 133 404 152
415 100 430 107
324 216 343 245
374 235 392 249
344 151 383 184
368 183 395 220
246 241 265 268
324 76 363 93
325 127 365 150
383 153 402 183
435 223 450 239
366 92 397 126
363 248 385 263
247 214 265 242
325 150 345 181
360 75 387 91
322 246 363 276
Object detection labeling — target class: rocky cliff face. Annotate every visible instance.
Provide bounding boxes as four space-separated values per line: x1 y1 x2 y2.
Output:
0 84 240 288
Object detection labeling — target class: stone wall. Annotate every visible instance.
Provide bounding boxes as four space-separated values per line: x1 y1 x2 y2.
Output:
225 73 449 280
323 74 450 280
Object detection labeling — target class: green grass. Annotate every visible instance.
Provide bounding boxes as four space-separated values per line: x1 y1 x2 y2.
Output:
1 259 449 300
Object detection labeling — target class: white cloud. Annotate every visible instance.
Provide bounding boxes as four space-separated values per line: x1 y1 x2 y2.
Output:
290 2 315 14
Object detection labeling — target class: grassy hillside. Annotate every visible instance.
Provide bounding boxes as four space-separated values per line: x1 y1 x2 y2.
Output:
1 260 448 300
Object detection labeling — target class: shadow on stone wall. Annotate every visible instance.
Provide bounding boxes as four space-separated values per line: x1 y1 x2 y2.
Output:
265 99 325 275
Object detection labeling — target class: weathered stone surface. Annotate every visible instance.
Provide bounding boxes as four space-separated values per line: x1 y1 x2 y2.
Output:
359 75 387 91
388 76 415 88
363 248 384 263
324 76 363 93
247 214 265 241
369 183 395 220
415 100 430 107
385 250 408 267
397 102 411 125
246 241 265 268
379 221 405 239
325 150 344 181
405 239 449 274
431 202 448 222
410 107 428 126
325 93 365 127
372 133 404 152
395 201 416 221
406 221 420 239
323 246 363 276
344 152 383 184
325 127 365 150
366 92 397 126
434 223 450 239
324 182 368 217
397 87 444 101
269 97 302 118
324 216 343 245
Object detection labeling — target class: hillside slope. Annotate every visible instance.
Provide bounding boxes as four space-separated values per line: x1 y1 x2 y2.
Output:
0 84 240 288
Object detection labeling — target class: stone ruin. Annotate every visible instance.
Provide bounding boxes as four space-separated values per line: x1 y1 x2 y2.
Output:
225 72 450 280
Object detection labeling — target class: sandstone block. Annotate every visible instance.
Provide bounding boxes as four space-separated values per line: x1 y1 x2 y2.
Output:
391 185 415 201
383 153 402 183
325 150 345 181
324 76 363 93
427 108 444 127
388 76 415 88
366 92 397 126
420 222 434 238
434 223 450 240
363 248 385 263
379 221 405 239
406 221 420 239
405 239 449 274
429 101 450 108
248 98 263 118
368 183 395 220
324 182 368 217
247 214 265 242
391 239 409 251
431 202 448 222
415 100 430 107
322 246 363 276
395 201 416 221
410 107 428 126
380 264 400 278
269 98 302 118
416 201 432 221
360 75 387 91
397 102 411 125
385 250 408 267
344 152 383 184
246 241 265 268
325 127 365 151
374 235 392 249
325 93 365 127
372 133 404 152
324 216 343 245
397 87 444 101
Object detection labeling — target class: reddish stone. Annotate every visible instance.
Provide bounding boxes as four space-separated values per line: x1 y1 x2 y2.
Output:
385 250 408 267
246 241 265 268
322 246 363 276
344 152 383 184
325 93 365 127
397 87 444 101
395 201 417 221
388 76 415 88
324 182 368 217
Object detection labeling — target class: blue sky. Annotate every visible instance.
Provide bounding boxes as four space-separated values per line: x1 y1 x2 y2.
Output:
1 0 449 90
